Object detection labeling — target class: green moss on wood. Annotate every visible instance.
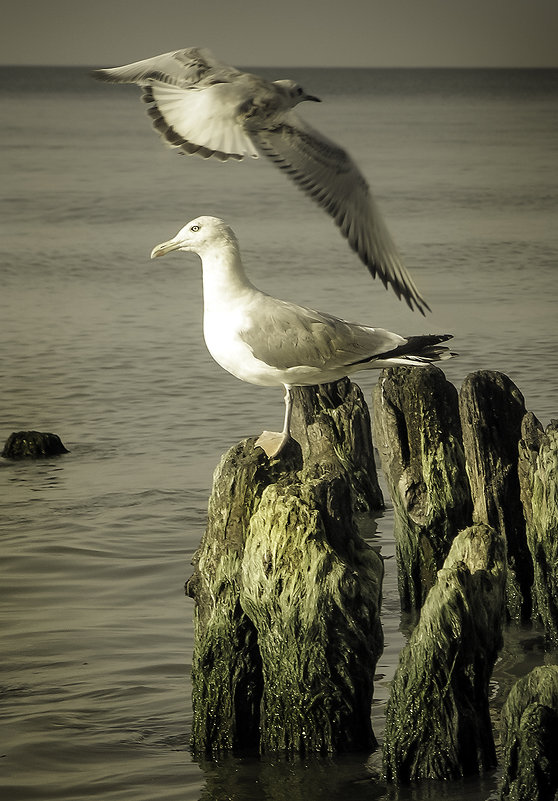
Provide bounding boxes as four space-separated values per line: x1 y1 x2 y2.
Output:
518 416 558 644
242 480 383 753
290 379 384 513
499 666 558 801
383 523 506 783
188 382 384 756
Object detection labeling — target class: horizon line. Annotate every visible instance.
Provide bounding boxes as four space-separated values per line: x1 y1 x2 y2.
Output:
1 62 557 70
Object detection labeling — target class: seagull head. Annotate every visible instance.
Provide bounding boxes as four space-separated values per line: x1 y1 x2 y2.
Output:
150 216 237 259
273 79 321 107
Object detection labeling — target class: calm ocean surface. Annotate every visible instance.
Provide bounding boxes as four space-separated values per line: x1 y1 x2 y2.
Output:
1 66 557 801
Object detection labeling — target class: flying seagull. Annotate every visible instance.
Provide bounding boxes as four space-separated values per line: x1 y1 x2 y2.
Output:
150 216 453 458
93 47 429 314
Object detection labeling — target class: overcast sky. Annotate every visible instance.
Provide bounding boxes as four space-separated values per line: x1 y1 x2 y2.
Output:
1 0 557 67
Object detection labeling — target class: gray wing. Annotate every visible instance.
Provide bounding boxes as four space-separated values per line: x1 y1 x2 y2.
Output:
92 47 242 90
241 298 404 371
251 113 430 315
92 48 261 161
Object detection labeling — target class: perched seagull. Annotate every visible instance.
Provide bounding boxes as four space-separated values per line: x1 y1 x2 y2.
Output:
93 47 429 314
150 216 454 458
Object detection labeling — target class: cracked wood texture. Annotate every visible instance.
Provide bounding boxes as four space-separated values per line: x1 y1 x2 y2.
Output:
372 365 471 610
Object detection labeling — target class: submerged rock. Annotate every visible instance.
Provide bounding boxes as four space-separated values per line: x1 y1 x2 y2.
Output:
2 430 69 459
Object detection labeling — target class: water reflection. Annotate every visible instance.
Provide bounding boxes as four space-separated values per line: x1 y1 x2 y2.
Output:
196 753 384 801
194 752 501 801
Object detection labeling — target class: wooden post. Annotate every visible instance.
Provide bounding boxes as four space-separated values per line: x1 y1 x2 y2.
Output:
187 380 384 755
289 378 384 514
459 370 533 621
372 366 471 610
499 665 558 801
383 523 506 783
518 414 558 643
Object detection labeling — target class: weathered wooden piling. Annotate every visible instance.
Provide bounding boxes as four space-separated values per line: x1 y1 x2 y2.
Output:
289 378 383 514
373 366 557 787
186 364 557 783
499 665 558 801
459 371 533 622
372 366 471 610
382 523 507 783
1 430 69 459
186 380 384 756
518 414 558 644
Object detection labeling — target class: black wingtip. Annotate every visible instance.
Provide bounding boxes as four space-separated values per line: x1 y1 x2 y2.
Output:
397 285 431 317
417 298 431 316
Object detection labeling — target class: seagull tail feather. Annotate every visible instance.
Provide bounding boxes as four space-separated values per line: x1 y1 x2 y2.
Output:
350 334 456 368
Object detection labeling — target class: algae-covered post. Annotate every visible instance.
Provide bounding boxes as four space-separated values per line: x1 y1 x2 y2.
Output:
187 380 384 756
459 370 533 622
372 365 471 611
383 523 506 783
186 362 557 777
518 414 558 644
499 665 558 801
288 378 383 513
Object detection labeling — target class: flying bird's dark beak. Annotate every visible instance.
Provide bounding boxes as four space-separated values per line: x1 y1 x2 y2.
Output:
306 94 321 103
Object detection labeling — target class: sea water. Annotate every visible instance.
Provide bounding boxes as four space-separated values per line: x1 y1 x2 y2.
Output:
1 66 557 800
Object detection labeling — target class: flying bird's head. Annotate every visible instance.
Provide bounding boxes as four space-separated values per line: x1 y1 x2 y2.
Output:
150 216 237 259
273 79 321 107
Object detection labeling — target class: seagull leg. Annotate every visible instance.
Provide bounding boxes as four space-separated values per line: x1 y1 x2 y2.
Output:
255 385 293 458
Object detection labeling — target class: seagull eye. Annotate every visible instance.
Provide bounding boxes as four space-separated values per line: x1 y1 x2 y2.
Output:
190 225 200 232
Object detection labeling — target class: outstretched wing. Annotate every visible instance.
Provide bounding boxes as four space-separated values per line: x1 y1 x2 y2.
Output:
251 113 430 315
92 48 260 161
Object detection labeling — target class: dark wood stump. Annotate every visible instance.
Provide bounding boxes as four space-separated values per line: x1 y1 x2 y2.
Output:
186 380 384 756
372 366 471 610
383 523 506 783
459 370 533 621
289 378 384 514
499 665 558 801
518 414 558 644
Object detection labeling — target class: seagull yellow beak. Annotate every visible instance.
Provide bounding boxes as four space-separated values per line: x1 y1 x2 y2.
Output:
150 238 180 259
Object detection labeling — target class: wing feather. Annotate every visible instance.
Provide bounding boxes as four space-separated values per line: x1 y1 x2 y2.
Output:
92 47 242 88
241 298 404 371
93 48 260 160
251 114 430 314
